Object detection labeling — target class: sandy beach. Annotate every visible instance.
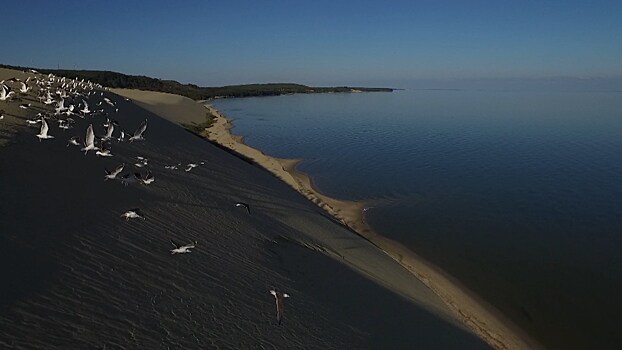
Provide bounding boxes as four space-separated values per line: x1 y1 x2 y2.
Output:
113 87 544 349
1 68 491 349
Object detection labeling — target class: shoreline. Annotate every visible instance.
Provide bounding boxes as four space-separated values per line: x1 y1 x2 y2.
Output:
204 104 542 350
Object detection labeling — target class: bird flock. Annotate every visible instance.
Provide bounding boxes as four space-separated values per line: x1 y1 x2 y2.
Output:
1 69 291 326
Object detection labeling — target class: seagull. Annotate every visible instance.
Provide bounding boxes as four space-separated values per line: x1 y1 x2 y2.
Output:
105 163 125 181
170 240 197 254
121 208 145 221
0 110 4 120
19 103 31 110
185 163 198 172
36 118 54 141
134 156 148 168
80 99 91 115
117 129 126 142
102 122 114 141
269 290 290 325
129 119 147 142
19 82 31 93
0 85 14 101
235 202 251 215
103 97 115 107
67 136 81 147
96 147 113 157
26 118 42 125
81 124 99 154
134 170 155 185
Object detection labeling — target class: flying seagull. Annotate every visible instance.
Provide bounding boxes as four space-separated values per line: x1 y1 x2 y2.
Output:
0 85 14 101
185 163 198 172
36 118 54 141
170 240 197 254
129 119 147 142
80 99 91 115
67 136 81 147
235 202 251 215
81 124 99 154
269 290 290 325
134 170 155 185
101 122 114 141
121 208 145 221
105 163 125 181
95 146 113 157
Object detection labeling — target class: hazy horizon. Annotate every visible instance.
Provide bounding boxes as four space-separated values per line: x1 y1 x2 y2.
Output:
3 1 621 87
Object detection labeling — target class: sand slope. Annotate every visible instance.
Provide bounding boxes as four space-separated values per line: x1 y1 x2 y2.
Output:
0 69 488 349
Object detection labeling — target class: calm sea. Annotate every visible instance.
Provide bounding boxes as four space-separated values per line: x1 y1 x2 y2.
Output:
212 89 622 349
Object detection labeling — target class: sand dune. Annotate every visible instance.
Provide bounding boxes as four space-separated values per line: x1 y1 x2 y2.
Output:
1 68 489 349
114 87 544 349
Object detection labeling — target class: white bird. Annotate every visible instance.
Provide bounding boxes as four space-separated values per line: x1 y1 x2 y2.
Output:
170 240 197 254
81 124 99 154
105 163 125 181
67 136 81 147
121 208 146 221
129 119 147 142
269 290 290 325
0 109 4 120
103 97 115 107
185 163 198 172
36 118 54 141
0 85 15 101
80 99 91 115
19 103 31 109
235 202 251 215
95 148 113 157
117 130 126 142
19 82 31 93
102 122 114 141
54 98 67 114
134 170 155 185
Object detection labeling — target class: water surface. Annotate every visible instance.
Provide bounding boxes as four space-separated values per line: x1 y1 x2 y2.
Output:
213 89 622 349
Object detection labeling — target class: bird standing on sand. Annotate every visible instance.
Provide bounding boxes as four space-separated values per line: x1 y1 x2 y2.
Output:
235 202 251 215
36 118 54 141
170 240 197 254
269 290 290 325
0 110 4 120
121 209 146 221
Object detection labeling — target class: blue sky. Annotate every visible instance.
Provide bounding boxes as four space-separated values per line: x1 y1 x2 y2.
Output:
2 1 621 86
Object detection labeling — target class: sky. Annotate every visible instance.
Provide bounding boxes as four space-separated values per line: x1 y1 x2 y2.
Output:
2 0 622 87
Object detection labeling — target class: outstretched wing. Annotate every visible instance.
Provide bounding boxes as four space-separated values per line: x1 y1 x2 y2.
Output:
85 124 95 147
113 164 125 176
40 118 49 136
134 119 148 137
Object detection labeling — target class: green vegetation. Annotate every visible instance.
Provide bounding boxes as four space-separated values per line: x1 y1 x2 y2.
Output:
181 111 216 137
0 64 393 100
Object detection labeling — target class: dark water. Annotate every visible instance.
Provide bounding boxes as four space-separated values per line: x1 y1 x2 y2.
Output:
213 89 622 349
